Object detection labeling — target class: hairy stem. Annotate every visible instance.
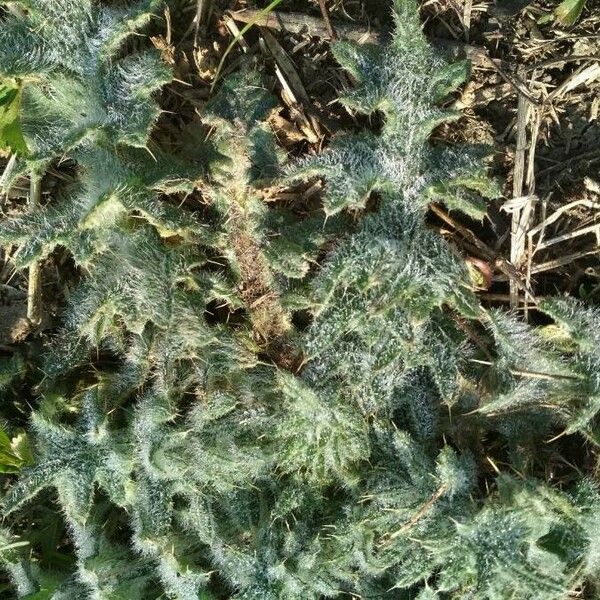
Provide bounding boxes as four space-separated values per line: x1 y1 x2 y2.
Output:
227 206 299 369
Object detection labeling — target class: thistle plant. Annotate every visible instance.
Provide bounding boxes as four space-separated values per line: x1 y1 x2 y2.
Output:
288 0 499 218
0 0 201 269
480 297 600 442
0 0 599 599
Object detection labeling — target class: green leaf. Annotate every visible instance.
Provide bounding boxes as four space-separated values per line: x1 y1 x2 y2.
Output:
431 60 471 102
554 0 586 26
537 12 555 24
11 432 34 466
0 79 28 154
0 428 33 473
424 182 488 220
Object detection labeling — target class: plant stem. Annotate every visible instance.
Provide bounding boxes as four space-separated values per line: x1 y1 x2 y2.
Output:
27 173 42 326
317 0 337 40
